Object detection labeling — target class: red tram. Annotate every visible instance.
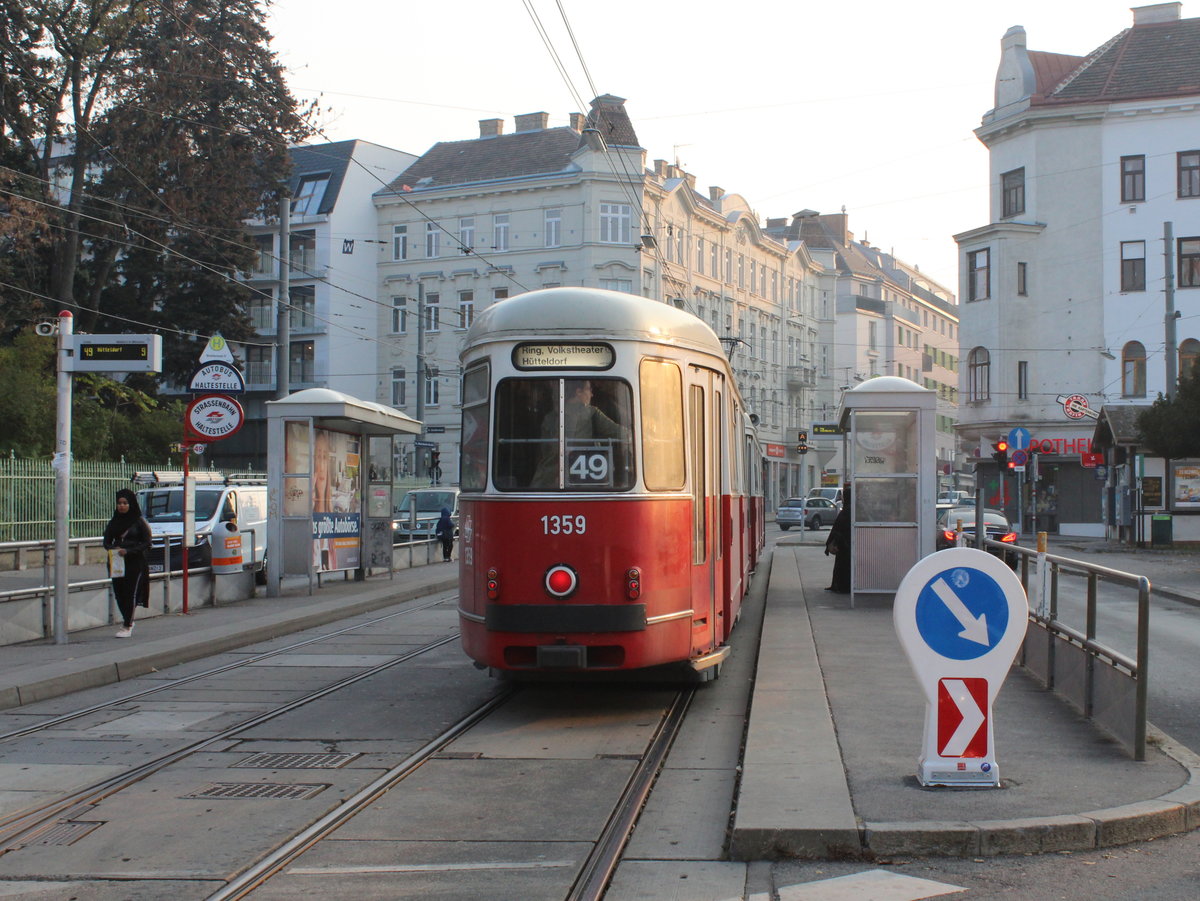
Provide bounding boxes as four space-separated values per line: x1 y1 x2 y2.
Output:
456 287 764 677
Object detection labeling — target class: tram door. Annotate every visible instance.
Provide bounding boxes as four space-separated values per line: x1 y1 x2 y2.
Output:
688 370 725 656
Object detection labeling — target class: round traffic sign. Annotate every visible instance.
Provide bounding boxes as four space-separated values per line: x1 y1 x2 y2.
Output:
1062 394 1089 419
186 394 244 441
914 565 1011 661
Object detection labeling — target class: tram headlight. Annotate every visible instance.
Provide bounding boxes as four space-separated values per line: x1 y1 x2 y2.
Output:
625 567 641 600
486 568 500 600
545 564 577 599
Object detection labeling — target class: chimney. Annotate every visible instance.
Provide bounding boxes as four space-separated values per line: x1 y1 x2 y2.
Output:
479 118 504 138
1133 3 1181 25
514 112 550 132
569 112 586 132
654 159 669 177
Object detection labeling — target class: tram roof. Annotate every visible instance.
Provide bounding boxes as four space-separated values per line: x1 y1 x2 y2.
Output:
465 288 725 357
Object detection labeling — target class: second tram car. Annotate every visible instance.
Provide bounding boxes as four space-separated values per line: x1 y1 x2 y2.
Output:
456 287 764 676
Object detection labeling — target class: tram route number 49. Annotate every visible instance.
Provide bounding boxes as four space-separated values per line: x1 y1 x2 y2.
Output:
566 445 613 487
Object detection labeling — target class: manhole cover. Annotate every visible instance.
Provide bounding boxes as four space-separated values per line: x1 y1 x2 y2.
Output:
234 752 358 769
28 821 104 846
183 782 328 800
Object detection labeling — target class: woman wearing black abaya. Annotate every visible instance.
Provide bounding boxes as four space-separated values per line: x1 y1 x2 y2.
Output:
103 489 152 637
824 486 851 594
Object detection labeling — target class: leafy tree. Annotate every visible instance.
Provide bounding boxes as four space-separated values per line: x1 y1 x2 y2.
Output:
0 1 313 383
1136 369 1200 459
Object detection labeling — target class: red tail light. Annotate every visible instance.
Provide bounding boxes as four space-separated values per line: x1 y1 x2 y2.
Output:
486 568 500 600
942 530 959 543
545 564 577 598
1000 532 1017 543
625 567 641 600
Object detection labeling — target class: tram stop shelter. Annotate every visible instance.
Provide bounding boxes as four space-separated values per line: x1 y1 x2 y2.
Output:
837 377 937 605
265 388 420 596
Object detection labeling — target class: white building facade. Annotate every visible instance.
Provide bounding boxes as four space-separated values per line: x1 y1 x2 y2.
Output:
373 96 825 510
955 3 1200 538
228 140 416 462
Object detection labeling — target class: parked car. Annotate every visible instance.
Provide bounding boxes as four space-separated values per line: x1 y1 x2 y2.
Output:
393 488 460 542
137 478 268 582
807 486 844 509
938 490 971 505
936 506 1018 567
776 496 839 531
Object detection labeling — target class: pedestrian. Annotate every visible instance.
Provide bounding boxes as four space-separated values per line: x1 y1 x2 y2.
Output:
824 486 851 594
435 507 455 562
103 488 152 637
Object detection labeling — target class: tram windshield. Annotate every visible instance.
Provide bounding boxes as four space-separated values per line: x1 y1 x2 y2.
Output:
494 377 634 491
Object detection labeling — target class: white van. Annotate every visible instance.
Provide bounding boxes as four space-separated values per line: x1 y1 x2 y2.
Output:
136 477 268 580
807 486 844 509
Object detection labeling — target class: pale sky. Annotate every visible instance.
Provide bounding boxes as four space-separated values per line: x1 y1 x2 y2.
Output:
265 0 1175 292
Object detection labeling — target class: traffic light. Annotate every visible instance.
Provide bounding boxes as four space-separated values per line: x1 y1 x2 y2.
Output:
796 430 809 455
992 439 1009 469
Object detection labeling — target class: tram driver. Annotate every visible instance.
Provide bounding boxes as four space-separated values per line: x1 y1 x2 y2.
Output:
532 379 629 488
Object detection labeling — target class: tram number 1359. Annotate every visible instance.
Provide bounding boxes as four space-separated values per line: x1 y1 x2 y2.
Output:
542 514 587 535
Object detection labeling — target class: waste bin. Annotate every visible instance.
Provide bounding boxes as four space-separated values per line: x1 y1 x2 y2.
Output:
1151 513 1173 548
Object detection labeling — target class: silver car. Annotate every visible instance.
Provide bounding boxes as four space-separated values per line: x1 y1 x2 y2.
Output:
776 496 839 531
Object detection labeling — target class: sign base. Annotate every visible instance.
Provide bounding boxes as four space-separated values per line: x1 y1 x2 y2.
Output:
917 757 1000 788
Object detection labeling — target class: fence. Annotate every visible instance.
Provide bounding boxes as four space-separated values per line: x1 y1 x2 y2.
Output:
0 457 226 543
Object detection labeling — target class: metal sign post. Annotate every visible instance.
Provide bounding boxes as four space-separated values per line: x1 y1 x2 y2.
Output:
893 547 1028 787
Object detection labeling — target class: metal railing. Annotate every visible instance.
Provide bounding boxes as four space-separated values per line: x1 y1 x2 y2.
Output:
989 537 1150 760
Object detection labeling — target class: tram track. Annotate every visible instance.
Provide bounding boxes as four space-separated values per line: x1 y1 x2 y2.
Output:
0 595 453 745
0 624 464 851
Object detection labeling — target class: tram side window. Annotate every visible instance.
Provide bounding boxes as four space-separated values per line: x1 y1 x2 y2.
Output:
459 364 490 492
640 360 684 490
494 378 634 491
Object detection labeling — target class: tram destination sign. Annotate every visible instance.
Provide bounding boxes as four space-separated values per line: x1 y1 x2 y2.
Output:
514 342 614 370
65 334 162 373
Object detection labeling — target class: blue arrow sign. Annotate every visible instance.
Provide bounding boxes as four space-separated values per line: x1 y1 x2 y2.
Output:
914 566 1011 661
1007 427 1031 451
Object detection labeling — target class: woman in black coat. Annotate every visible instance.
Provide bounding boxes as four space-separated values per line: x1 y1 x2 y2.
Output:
102 488 152 637
435 507 455 562
824 486 851 594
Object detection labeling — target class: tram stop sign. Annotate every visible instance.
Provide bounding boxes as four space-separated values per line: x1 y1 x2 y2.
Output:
893 547 1028 787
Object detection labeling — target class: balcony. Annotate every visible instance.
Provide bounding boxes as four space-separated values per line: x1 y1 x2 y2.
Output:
787 366 817 389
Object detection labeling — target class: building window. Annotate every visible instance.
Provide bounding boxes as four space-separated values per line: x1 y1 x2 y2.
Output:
1180 237 1200 287
493 287 509 302
1001 168 1025 218
245 346 271 385
737 254 745 288
392 224 408 260
1121 241 1146 291
598 203 631 244
696 237 704 275
458 290 474 329
391 296 407 334
425 222 440 258
600 278 632 293
1016 262 1028 296
251 234 273 276
425 292 440 332
289 340 315 384
1180 338 1200 379
1018 360 1028 400
425 367 440 406
458 217 474 254
288 286 315 330
290 230 316 274
493 212 510 251
724 249 732 283
1122 341 1146 397
391 368 406 407
967 347 990 402
291 174 329 215
711 242 719 277
675 227 685 264
967 248 990 301
544 209 561 248
1178 151 1200 198
868 320 877 351
1121 155 1145 202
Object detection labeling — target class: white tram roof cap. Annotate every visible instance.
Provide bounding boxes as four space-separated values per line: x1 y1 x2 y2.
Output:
465 287 723 356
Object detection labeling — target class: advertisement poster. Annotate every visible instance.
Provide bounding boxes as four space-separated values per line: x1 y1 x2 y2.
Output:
283 421 311 516
312 428 361 572
1172 463 1200 509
